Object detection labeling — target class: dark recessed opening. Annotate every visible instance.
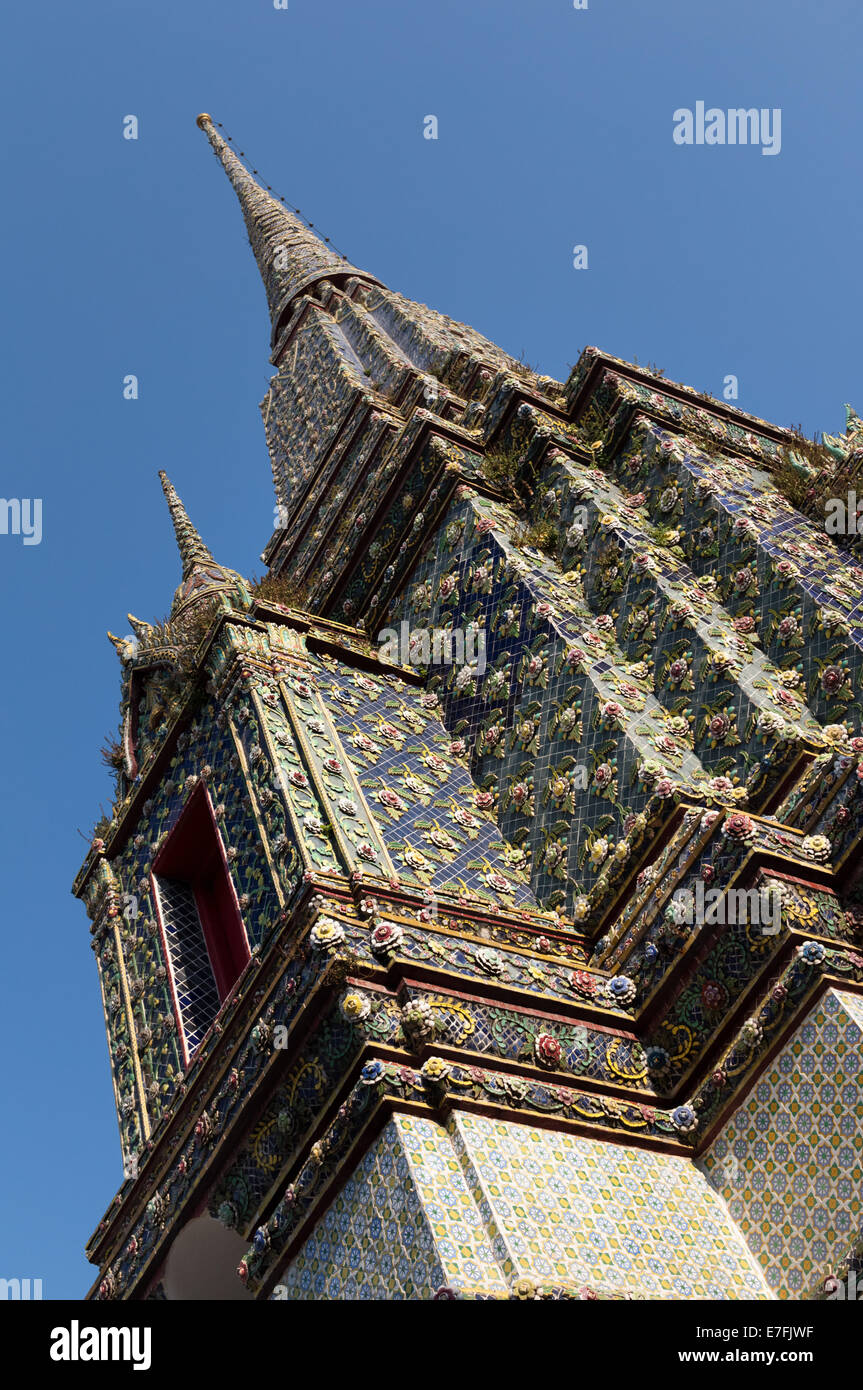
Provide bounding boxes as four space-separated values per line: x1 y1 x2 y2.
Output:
152 786 250 1061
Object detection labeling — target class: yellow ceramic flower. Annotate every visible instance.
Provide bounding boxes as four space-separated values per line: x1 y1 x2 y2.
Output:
341 993 369 1021
822 724 849 748
421 1057 451 1082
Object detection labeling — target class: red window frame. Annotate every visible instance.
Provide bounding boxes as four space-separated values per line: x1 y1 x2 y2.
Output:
151 784 251 1062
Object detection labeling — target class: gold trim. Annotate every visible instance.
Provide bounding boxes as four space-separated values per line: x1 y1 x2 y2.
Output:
230 709 287 909
111 910 151 1142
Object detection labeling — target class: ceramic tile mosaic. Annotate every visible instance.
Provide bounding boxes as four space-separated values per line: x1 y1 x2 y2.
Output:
448 1112 771 1299
277 1116 507 1299
699 988 863 1298
278 1110 770 1300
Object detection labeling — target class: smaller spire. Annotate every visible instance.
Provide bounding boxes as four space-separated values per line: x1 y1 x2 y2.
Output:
158 471 216 579
157 470 248 623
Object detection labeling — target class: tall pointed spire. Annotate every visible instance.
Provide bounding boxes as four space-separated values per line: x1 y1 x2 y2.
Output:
158 470 216 580
157 470 247 622
196 114 381 338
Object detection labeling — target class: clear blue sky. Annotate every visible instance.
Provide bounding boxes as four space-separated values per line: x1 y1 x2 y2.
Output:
1 0 859 1298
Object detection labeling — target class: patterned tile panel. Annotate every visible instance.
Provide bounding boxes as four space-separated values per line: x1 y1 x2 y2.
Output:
278 1109 770 1299
320 655 537 908
699 988 863 1297
449 1112 771 1299
276 1115 506 1299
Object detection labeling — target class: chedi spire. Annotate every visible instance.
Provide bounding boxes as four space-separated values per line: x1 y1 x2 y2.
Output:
196 113 381 341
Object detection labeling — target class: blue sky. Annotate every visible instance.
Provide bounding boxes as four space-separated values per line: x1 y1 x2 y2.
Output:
0 0 860 1298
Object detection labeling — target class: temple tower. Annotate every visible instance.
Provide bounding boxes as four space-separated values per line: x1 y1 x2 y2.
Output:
73 115 863 1301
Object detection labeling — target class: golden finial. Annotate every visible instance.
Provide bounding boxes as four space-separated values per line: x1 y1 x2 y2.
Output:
196 113 212 129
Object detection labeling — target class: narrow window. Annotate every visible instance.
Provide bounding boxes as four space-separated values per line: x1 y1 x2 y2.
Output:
152 786 250 1062
154 876 221 1056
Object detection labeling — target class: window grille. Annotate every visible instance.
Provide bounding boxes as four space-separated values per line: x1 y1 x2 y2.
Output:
155 875 221 1056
